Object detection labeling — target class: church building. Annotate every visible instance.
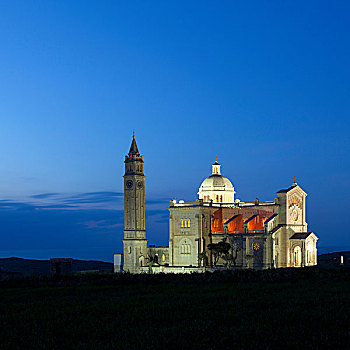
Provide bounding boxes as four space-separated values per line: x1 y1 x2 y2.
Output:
120 135 318 273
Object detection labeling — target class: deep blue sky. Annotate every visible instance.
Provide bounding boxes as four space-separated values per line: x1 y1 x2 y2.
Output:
0 1 349 261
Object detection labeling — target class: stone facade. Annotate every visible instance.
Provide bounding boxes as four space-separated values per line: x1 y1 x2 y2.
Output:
168 178 318 269
121 137 318 273
148 245 169 265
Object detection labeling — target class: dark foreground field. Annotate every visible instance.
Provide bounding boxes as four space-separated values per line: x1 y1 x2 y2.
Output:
1 268 349 349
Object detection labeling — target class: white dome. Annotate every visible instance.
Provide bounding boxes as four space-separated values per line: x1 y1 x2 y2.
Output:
199 174 234 191
197 160 235 203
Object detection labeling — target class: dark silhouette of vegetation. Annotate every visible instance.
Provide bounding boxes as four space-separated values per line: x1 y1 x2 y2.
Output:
207 241 231 266
227 237 242 266
198 252 207 267
0 267 349 349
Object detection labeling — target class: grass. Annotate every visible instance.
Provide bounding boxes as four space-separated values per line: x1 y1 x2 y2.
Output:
0 268 350 349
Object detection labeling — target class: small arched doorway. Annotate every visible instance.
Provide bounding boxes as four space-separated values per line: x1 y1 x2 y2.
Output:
294 246 302 267
307 243 314 265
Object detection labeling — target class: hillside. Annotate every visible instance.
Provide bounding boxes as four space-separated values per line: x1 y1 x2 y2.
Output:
0 251 348 276
0 268 349 348
317 251 350 268
0 257 113 276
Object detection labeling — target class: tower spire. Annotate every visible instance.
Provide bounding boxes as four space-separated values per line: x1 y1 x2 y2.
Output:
128 132 140 157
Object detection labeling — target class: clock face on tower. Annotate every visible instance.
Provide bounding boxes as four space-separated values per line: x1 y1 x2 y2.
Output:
126 180 133 189
137 180 143 189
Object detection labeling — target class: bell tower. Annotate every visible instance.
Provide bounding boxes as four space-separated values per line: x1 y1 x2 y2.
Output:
122 133 147 273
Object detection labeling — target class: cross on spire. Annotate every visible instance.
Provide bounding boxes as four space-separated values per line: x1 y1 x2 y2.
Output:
293 175 297 186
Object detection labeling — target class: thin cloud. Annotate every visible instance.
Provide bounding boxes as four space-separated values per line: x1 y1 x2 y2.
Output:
63 192 123 204
39 204 78 209
146 198 170 205
0 192 168 213
30 193 61 199
0 201 36 211
2 192 125 211
21 177 39 182
146 209 168 217
79 220 123 229
0 200 78 211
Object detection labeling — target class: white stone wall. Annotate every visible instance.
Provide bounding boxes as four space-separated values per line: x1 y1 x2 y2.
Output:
140 266 206 274
274 184 317 268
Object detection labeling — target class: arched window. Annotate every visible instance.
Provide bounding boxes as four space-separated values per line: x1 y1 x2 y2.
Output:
307 243 314 264
216 195 219 202
181 244 185 254
180 242 191 255
220 195 223 202
181 220 184 228
162 253 166 262
184 220 187 228
187 220 190 228
128 246 132 254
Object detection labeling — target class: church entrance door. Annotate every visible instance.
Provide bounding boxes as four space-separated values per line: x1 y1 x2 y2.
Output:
294 246 302 267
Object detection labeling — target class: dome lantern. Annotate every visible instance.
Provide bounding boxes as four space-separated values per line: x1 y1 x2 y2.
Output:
198 159 235 203
212 157 221 175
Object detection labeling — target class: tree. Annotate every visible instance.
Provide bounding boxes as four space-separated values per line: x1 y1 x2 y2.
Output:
221 253 234 268
198 252 207 267
229 239 242 267
146 247 157 274
207 241 231 266
246 253 255 268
